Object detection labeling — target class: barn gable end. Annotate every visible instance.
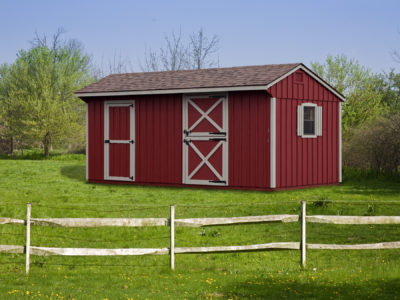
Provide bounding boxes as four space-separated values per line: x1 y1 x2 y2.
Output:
267 68 342 102
267 69 341 189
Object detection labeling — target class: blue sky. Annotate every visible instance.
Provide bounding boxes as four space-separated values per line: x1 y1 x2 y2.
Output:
1 0 399 73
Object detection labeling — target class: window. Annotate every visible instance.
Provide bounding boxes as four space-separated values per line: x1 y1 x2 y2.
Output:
297 103 322 138
303 106 315 135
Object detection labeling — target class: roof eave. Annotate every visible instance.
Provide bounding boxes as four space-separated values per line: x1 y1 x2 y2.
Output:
75 64 346 102
75 85 270 98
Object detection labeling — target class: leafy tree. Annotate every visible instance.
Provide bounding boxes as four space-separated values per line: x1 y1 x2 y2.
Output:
0 31 93 156
311 54 387 133
376 70 400 111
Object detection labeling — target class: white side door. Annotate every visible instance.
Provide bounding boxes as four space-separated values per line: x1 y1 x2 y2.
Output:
182 95 228 186
104 100 135 181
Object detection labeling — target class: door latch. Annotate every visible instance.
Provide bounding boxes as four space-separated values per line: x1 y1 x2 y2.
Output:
209 180 226 184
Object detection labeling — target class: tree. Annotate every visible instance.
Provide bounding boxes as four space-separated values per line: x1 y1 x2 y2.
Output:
0 63 25 154
0 30 93 156
189 29 219 70
344 112 400 174
140 28 219 72
311 54 387 133
93 52 134 79
376 70 400 111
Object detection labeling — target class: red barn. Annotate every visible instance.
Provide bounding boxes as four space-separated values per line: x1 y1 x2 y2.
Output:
75 63 345 190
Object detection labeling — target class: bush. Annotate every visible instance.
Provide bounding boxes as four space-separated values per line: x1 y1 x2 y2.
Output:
343 112 400 175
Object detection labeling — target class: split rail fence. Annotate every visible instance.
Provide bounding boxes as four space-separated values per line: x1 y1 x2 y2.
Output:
1 201 400 274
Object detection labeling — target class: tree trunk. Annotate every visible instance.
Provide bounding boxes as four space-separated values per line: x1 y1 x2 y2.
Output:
43 132 51 157
9 136 13 156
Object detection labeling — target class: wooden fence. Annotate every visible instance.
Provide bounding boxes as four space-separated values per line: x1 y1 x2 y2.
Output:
1 201 400 274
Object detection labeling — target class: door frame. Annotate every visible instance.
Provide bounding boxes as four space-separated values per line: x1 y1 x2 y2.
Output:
182 94 229 186
104 100 135 181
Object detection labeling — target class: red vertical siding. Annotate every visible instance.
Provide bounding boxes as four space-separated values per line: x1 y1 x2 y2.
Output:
87 95 182 184
268 69 341 188
228 91 270 188
88 99 104 180
136 94 182 184
86 67 340 190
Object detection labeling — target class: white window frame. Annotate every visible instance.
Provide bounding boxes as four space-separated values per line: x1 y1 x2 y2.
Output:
297 103 322 138
182 94 228 186
104 100 135 181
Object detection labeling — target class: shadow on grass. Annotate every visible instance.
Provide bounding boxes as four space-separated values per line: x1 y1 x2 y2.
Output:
341 179 400 198
220 277 399 299
60 165 86 182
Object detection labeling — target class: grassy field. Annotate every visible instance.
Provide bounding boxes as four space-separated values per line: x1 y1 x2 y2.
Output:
1 156 400 299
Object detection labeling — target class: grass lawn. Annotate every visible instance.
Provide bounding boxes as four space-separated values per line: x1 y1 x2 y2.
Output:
1 156 400 299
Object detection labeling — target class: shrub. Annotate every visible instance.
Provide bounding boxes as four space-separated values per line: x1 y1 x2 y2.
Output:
343 112 400 175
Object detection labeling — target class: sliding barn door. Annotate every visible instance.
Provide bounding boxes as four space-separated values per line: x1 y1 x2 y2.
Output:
182 95 228 186
104 101 135 181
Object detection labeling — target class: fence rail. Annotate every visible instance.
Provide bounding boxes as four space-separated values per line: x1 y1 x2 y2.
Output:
1 202 400 274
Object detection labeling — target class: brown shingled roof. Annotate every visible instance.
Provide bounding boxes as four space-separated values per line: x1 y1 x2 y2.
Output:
77 63 302 94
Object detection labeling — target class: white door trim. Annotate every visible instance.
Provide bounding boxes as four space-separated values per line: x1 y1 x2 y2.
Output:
104 100 135 181
182 94 228 186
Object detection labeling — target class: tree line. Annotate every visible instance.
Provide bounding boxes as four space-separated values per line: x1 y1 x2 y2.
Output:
311 55 400 175
0 29 219 156
0 29 399 176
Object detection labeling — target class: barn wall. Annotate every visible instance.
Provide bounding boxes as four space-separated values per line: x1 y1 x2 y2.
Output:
87 95 182 184
87 99 104 181
135 94 182 184
267 69 341 188
228 91 270 188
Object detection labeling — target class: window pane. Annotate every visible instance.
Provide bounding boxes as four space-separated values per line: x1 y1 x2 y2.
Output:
304 107 315 121
303 106 315 135
304 121 315 135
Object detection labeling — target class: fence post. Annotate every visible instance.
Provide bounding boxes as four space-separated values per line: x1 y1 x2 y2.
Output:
301 200 306 269
26 203 31 275
170 204 175 270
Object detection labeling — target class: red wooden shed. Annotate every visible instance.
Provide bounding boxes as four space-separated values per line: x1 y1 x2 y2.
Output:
76 63 345 190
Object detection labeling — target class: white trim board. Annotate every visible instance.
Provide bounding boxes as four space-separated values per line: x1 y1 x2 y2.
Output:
270 97 276 189
86 102 89 181
104 100 135 182
75 65 345 102
338 102 342 183
76 86 269 98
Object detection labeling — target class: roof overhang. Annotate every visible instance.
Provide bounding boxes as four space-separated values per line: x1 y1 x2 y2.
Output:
75 64 345 102
74 85 270 98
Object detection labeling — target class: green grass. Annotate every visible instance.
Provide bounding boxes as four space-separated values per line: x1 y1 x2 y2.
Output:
0 157 400 299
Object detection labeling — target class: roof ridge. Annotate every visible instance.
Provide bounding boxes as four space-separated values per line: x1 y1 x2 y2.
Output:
107 63 302 77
